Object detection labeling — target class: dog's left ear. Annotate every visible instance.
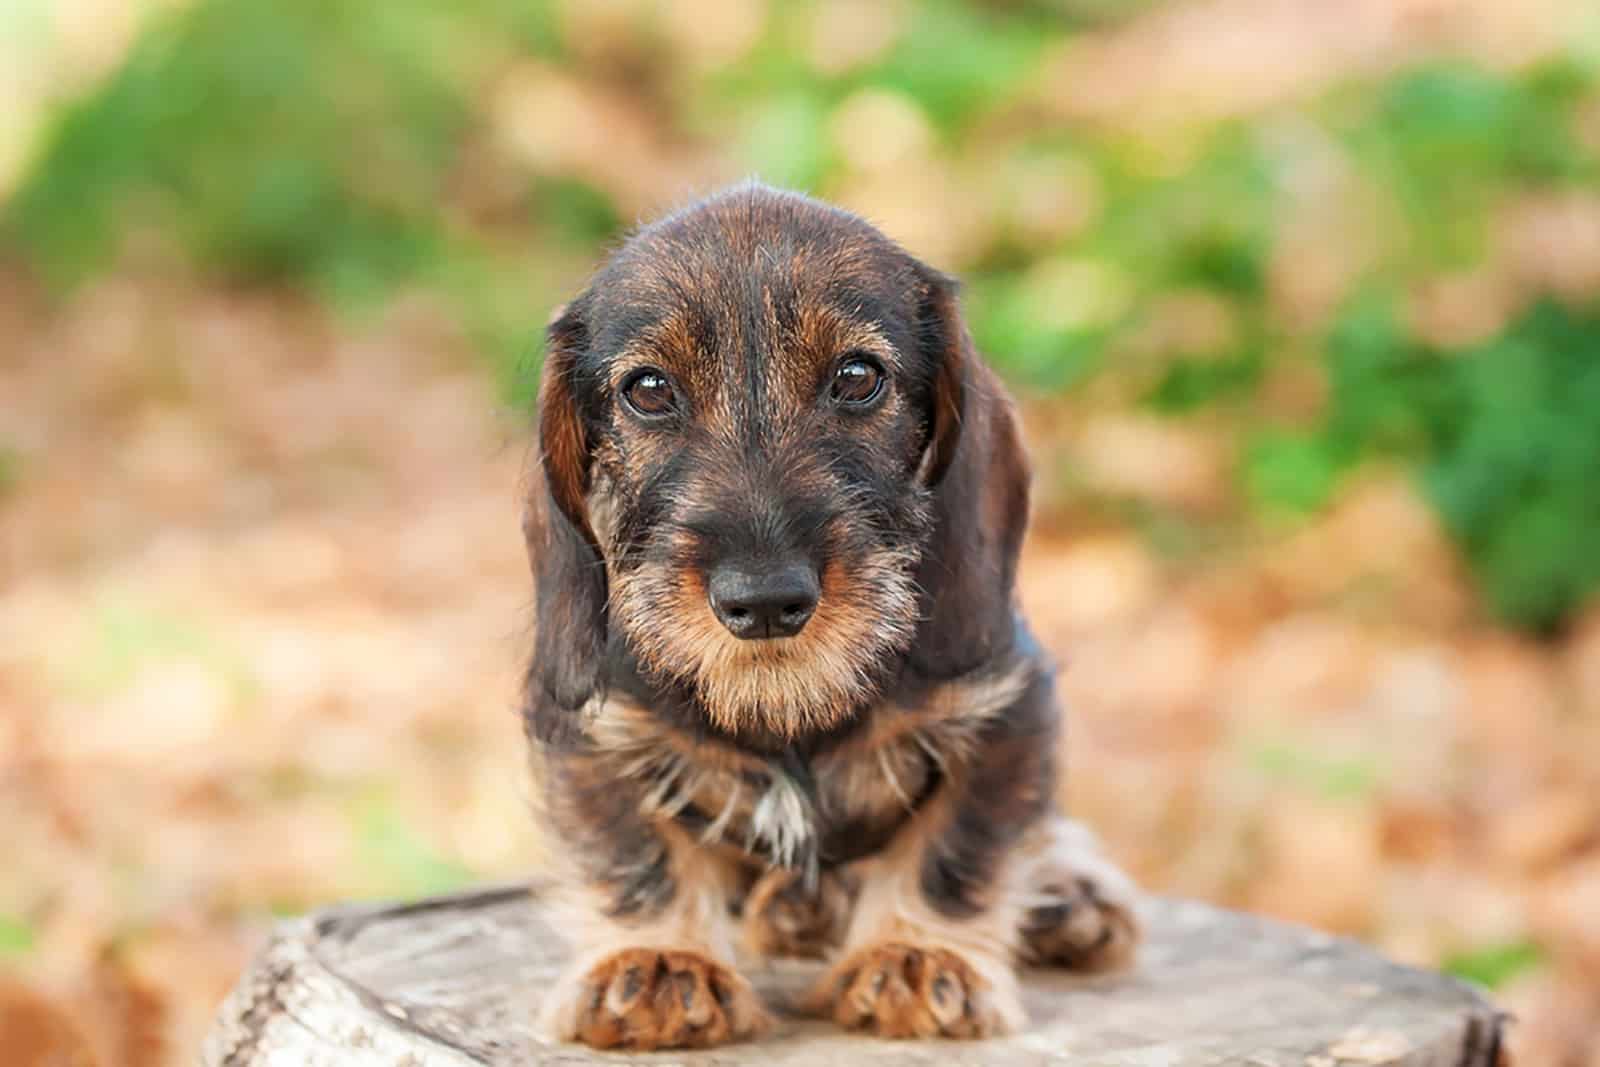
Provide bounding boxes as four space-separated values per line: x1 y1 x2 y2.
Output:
909 268 1031 678
523 298 609 741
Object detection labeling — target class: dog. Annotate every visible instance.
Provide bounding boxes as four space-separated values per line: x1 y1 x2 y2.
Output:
522 183 1140 1050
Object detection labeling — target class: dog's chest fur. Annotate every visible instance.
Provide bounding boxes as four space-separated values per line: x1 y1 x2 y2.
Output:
584 667 1029 876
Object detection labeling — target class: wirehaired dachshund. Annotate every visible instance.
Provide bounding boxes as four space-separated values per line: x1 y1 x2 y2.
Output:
522 183 1141 1050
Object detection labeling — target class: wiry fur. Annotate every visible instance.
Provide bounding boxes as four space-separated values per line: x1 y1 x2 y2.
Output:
521 184 1142 1051
610 538 923 739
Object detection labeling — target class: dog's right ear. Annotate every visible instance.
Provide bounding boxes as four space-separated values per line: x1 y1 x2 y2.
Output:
539 301 597 546
524 298 608 740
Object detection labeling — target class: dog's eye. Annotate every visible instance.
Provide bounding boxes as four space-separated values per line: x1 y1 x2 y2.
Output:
621 369 678 418
831 357 885 407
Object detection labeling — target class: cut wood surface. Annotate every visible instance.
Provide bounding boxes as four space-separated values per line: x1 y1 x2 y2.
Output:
202 882 1505 1066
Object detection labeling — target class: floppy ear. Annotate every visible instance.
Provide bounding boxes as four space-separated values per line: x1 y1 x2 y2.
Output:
523 300 609 741
539 302 598 545
918 270 967 488
909 272 1032 678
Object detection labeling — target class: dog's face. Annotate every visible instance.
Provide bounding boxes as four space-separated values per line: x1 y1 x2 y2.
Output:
537 188 967 740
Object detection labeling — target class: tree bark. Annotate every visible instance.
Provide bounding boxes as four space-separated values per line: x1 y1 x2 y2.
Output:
202 882 1506 1066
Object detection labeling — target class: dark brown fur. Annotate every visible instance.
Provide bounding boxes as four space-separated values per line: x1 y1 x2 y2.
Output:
523 184 1139 1050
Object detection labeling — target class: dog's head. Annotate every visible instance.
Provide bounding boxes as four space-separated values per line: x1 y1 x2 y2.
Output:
527 185 1028 745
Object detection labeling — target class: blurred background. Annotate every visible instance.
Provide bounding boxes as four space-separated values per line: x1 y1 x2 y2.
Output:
2 0 1599 1062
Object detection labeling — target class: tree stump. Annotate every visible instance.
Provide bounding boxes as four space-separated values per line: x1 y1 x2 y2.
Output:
202 882 1505 1066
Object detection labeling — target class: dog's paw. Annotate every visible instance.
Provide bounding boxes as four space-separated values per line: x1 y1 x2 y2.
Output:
1019 874 1141 972
742 867 853 959
1017 816 1142 973
807 942 1018 1039
541 948 772 1050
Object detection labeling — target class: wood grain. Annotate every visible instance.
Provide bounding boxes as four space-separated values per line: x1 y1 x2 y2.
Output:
202 883 1505 1066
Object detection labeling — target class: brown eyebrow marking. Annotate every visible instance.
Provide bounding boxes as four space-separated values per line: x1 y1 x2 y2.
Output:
605 306 741 427
790 301 900 377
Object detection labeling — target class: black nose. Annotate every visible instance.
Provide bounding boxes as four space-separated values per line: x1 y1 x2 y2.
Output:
708 563 820 640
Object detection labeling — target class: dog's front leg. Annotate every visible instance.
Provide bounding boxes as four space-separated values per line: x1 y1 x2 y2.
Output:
805 675 1059 1039
536 749 772 1051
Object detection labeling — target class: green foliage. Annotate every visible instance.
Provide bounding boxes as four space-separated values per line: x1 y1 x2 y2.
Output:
1092 128 1275 296
712 0 1057 181
1422 302 1600 629
1 0 590 410
352 793 475 898
858 0 1051 132
1443 940 1544 990
967 273 1112 390
65 600 256 703
0 915 35 960
1252 295 1600 628
1322 290 1460 455
1348 61 1595 268
6 0 486 296
738 91 835 190
1058 58 1599 628
1147 347 1265 413
530 177 621 247
1243 429 1350 516
1248 738 1381 801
